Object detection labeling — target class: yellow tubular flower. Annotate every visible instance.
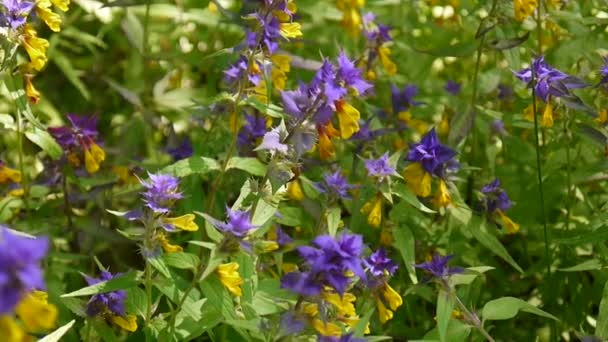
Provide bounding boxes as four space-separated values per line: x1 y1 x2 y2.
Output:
280 23 302 38
378 46 397 75
0 165 22 183
15 291 58 332
158 233 183 253
163 214 199 231
513 0 538 22
312 319 342 336
361 195 382 228
287 179 304 201
497 210 520 234
403 163 432 197
0 316 26 341
342 316 370 334
596 109 608 125
383 283 403 311
90 142 106 165
335 100 360 139
380 227 393 246
318 123 339 160
84 149 100 174
433 179 451 208
24 75 40 104
110 315 138 332
255 240 279 254
438 114 450 136
51 0 69 11
21 25 49 71
36 0 62 32
376 298 393 323
67 152 81 167
216 262 243 297
281 262 298 273
323 292 357 317
542 104 554 127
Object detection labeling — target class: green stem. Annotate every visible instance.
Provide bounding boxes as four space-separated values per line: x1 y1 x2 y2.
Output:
450 290 495 342
6 73 30 212
564 110 572 230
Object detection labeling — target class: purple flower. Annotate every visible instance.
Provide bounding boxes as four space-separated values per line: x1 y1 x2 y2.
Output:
275 227 293 247
364 248 398 277
140 173 182 214
600 56 608 86
48 114 100 150
391 84 423 114
318 334 366 342
497 83 513 101
316 169 355 199
280 312 305 334
256 126 288 155
224 55 262 86
336 52 373 96
415 254 462 280
0 227 49 314
166 138 193 161
211 207 257 238
514 56 587 103
444 80 461 95
407 128 457 177
365 152 396 177
1 0 34 30
362 12 391 43
481 178 512 213
281 233 365 296
84 271 126 317
491 119 507 136
238 114 267 149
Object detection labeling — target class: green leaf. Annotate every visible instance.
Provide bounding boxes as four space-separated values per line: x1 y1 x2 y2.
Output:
392 225 418 284
61 271 138 297
353 306 374 337
326 206 341 237
251 198 278 227
51 50 91 100
559 259 603 272
392 183 435 213
226 157 267 176
466 217 523 273
126 286 148 318
482 297 558 321
25 127 63 160
449 266 495 286
38 320 76 342
163 252 200 270
596 280 608 338
161 157 220 178
437 290 454 342
148 257 172 278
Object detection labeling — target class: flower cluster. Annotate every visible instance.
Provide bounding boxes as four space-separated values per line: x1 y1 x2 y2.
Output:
361 12 396 78
364 249 402 323
84 271 137 332
480 178 520 234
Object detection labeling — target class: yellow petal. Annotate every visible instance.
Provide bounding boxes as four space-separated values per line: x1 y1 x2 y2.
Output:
84 149 100 174
323 292 356 317
383 283 403 311
287 179 304 201
312 319 342 336
271 69 287 90
336 101 360 139
542 104 554 127
281 262 298 273
255 240 279 254
0 165 22 183
403 163 432 197
163 214 199 231
25 75 40 104
364 196 382 228
378 46 397 75
376 298 393 324
35 3 62 32
398 110 411 122
438 114 450 136
0 316 26 341
67 152 81 167
50 0 69 11
110 315 138 332
498 210 520 234
16 291 58 332
90 142 106 164
595 109 608 125
433 180 451 208
21 25 49 71
271 54 291 73
513 0 538 22
216 262 243 297
318 130 335 160
158 233 183 253
280 23 302 38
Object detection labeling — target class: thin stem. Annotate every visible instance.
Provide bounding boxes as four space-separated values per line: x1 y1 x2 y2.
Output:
6 73 30 212
564 111 572 230
144 260 153 331
451 293 495 342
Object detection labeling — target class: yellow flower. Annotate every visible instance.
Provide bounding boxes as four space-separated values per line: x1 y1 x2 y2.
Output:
255 240 279 254
377 283 403 324
8 188 25 197
216 262 243 297
24 75 40 104
303 303 319 317
281 262 298 273
376 298 393 323
403 163 432 197
335 100 360 139
110 314 138 332
513 0 538 22
158 233 183 253
21 25 49 71
36 0 62 32
318 123 340 160
342 316 370 334
67 152 81 167
229 111 240 134
0 316 26 342
312 319 342 336
596 109 608 125
438 114 450 136
542 104 554 127
272 54 291 73
163 214 199 231
378 46 397 75
51 0 69 11
433 180 451 208
323 292 356 317
287 179 304 201
84 149 100 174
451 309 463 319
0 164 22 184
361 194 382 228
336 0 364 36
112 166 138 184
523 103 535 122
280 23 302 38
380 227 393 246
497 210 520 234
15 291 58 332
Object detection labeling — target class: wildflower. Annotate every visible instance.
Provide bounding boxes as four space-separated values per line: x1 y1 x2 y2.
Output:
497 210 520 234
48 114 105 173
15 291 57 332
216 262 243 296
158 232 183 253
391 84 423 116
364 248 398 277
376 282 402 323
280 311 305 334
362 13 396 75
0 227 49 314
415 253 463 280
281 233 365 296
271 54 291 90
166 138 193 161
0 161 21 184
336 0 364 36
361 194 383 228
407 128 457 177
513 0 537 22
316 169 355 199
480 178 519 234
318 122 340 160
491 119 508 136
267 226 293 247
287 179 304 201
35 0 62 32
324 291 357 317
21 24 49 71
84 271 138 332
0 316 25 340
318 333 366 342
224 55 262 86
599 56 608 86
433 179 451 208
256 124 289 156
139 173 182 214
1 0 33 29
237 114 267 150
335 100 360 139
444 80 461 95
497 83 514 101
24 74 40 104
312 318 342 337
209 207 257 239
365 152 396 178
596 109 608 126
162 214 198 232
